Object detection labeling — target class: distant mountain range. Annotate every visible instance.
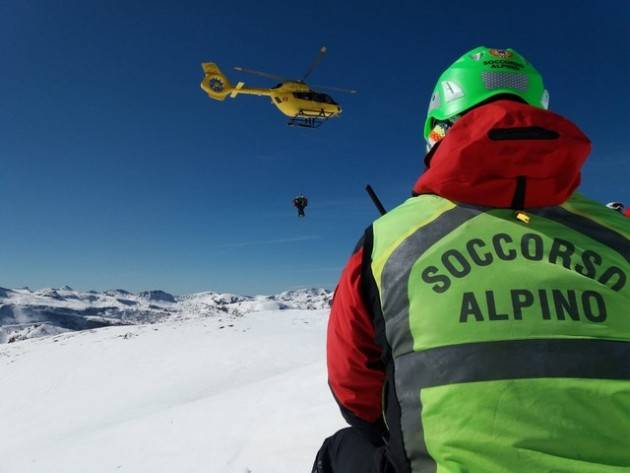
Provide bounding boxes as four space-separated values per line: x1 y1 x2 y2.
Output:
0 286 332 343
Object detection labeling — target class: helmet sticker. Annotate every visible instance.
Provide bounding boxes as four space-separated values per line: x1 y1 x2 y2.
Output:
428 90 441 112
441 81 464 102
484 48 523 71
489 48 513 59
482 59 524 71
541 89 550 109
470 52 483 61
606 201 625 212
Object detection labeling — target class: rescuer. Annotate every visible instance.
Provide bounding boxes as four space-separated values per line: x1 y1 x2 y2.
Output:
312 46 630 473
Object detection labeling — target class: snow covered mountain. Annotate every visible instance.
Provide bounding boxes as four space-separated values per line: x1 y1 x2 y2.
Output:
0 286 332 343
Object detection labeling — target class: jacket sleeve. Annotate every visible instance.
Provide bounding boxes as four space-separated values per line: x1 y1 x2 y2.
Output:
327 233 386 441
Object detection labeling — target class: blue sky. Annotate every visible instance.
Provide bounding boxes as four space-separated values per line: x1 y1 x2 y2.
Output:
1 0 628 294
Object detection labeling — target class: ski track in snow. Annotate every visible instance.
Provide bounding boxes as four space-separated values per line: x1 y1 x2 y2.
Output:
0 309 345 473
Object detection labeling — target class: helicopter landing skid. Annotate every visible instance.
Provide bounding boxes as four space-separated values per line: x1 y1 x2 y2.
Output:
288 116 325 128
288 109 335 128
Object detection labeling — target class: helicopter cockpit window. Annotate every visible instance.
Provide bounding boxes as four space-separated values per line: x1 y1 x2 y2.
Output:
314 93 336 104
320 94 337 104
293 92 310 101
293 92 337 104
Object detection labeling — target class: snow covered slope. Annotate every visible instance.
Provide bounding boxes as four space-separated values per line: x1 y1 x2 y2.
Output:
0 309 345 473
0 287 332 343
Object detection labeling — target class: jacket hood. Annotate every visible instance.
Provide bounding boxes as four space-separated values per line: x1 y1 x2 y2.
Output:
413 100 592 209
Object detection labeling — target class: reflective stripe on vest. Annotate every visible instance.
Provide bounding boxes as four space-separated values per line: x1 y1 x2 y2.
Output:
371 193 630 472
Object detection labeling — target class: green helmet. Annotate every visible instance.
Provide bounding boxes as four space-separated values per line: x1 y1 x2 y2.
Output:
423 46 549 140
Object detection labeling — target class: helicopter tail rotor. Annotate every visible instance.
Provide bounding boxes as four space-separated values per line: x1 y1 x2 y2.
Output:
200 63 234 101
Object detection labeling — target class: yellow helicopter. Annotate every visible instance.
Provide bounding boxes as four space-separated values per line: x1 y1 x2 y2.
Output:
200 47 356 128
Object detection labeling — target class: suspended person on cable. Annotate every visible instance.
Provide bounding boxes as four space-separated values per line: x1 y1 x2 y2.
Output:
293 194 308 217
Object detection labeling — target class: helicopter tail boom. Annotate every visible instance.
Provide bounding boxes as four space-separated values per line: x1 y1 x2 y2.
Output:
201 63 273 101
228 82 273 98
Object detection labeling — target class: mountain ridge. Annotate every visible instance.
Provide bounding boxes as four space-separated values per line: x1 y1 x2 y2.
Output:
0 286 332 343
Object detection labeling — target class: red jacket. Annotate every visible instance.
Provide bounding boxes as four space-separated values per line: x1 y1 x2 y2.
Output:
327 100 592 440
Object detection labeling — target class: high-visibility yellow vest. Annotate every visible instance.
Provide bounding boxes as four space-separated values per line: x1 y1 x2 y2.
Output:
371 192 630 472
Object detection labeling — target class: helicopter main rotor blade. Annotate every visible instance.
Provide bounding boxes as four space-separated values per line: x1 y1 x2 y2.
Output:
311 84 357 94
233 66 286 82
302 46 327 81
